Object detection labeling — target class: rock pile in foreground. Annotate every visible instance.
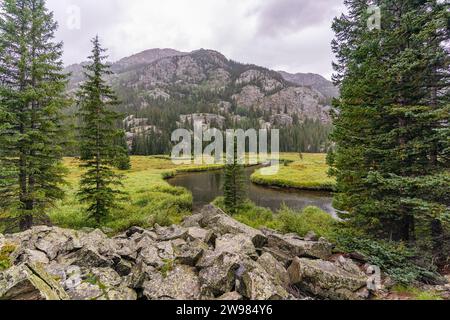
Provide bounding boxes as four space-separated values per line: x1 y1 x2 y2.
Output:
0 205 372 300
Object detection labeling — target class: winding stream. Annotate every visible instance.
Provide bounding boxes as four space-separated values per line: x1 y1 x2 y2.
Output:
168 166 337 217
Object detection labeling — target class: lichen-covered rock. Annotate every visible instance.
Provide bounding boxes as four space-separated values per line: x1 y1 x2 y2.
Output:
156 241 175 260
187 227 214 244
181 214 203 228
17 249 50 265
0 234 5 248
34 231 69 260
258 253 289 288
216 292 243 300
215 234 257 259
143 265 200 300
114 238 138 261
287 257 369 300
0 205 374 301
0 263 69 300
115 259 134 276
173 240 206 266
199 205 267 248
264 229 333 261
155 225 188 242
138 245 163 268
335 255 363 275
64 246 113 268
236 259 289 300
46 266 136 301
198 252 240 297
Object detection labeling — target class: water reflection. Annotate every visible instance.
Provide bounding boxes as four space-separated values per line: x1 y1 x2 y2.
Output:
168 167 336 217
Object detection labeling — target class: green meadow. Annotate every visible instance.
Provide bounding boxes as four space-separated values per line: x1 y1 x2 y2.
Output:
251 153 336 191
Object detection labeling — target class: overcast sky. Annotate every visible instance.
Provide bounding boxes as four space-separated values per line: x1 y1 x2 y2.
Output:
47 0 345 80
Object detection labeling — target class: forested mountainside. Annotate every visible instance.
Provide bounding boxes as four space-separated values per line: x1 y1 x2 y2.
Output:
65 48 337 155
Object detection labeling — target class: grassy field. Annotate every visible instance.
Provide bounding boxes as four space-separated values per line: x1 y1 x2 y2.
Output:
251 153 336 191
1 153 334 234
47 156 225 233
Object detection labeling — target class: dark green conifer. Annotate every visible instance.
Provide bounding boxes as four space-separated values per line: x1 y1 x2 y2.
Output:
76 36 128 224
0 0 68 230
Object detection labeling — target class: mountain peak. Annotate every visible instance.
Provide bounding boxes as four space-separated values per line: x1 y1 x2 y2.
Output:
278 70 339 99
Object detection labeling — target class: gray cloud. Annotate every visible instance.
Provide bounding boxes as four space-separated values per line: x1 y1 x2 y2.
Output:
254 0 343 37
45 0 345 79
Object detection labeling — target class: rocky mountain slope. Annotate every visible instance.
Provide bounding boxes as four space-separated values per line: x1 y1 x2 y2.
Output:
1 205 376 301
66 48 334 124
278 71 339 100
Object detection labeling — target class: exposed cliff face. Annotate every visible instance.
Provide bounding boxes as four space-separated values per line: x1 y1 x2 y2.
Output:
66 48 333 124
278 71 340 101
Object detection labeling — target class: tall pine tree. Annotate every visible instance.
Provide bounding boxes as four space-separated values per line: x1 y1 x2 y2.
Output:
329 0 449 253
223 137 247 214
76 36 128 224
0 0 68 230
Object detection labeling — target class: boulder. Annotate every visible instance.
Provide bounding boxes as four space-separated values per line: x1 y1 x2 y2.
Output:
156 241 175 260
258 253 289 288
239 262 289 300
115 259 134 276
64 246 113 268
215 234 257 259
181 214 203 228
17 249 50 265
0 263 69 300
187 227 214 244
34 231 70 260
143 265 200 300
199 205 267 248
264 229 332 262
287 257 369 300
114 238 138 261
138 245 164 269
80 229 117 257
45 264 83 291
198 252 240 297
155 225 188 242
123 261 155 290
216 292 243 300
335 255 363 275
261 247 293 268
0 234 5 248
125 226 146 238
173 240 206 266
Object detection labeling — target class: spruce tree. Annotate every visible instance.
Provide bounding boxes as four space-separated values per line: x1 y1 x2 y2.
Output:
329 0 449 251
223 138 247 214
76 36 128 224
0 0 68 230
113 130 131 170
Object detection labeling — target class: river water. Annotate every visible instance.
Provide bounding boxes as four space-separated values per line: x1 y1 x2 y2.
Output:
168 166 337 217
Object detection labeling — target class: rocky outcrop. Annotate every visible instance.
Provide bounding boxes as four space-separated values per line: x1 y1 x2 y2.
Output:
288 257 369 300
0 205 373 300
66 49 332 126
278 71 339 101
0 263 69 300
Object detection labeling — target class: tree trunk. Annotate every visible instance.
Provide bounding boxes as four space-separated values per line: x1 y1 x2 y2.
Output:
431 219 444 265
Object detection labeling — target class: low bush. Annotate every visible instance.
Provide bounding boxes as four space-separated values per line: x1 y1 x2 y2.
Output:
214 197 282 230
0 243 16 271
334 228 441 285
277 205 336 239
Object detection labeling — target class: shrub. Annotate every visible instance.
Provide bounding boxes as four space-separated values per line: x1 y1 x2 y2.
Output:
213 198 282 230
278 205 336 239
392 285 443 300
334 228 441 285
0 243 16 271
